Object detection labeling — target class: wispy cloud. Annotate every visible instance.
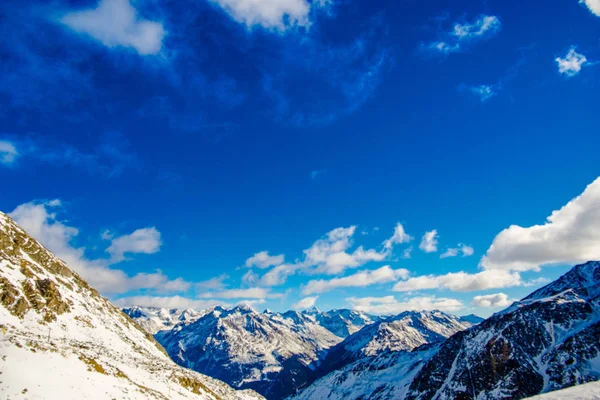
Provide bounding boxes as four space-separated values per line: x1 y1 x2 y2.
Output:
422 14 501 56
383 223 412 250
0 141 19 165
347 295 464 314
393 269 522 292
0 133 140 178
292 296 319 309
440 244 474 259
556 47 588 77
302 265 409 295
106 227 162 263
60 0 166 55
458 84 499 103
246 251 285 269
419 230 438 253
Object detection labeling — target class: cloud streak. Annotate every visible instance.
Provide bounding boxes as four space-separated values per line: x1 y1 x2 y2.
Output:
347 295 464 314
423 14 501 55
302 265 409 295
60 0 166 55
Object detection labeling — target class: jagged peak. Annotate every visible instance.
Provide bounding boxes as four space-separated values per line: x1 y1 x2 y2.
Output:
523 260 600 302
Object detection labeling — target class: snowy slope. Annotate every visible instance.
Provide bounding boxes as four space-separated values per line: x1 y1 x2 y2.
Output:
313 310 476 378
0 212 264 400
123 306 207 334
525 381 600 399
301 307 378 337
155 307 342 399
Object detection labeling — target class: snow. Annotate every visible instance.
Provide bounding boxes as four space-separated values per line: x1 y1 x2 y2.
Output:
526 381 600 400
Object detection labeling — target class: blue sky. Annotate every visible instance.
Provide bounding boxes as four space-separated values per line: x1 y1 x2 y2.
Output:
1 0 600 317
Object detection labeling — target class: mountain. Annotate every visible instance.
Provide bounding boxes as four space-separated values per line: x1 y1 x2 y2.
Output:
123 306 207 334
301 307 378 337
525 380 600 399
155 306 342 399
293 261 600 400
0 212 264 400
310 310 477 382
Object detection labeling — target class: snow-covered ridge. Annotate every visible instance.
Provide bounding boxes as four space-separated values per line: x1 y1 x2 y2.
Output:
155 304 343 399
0 211 264 400
293 261 600 400
122 306 207 334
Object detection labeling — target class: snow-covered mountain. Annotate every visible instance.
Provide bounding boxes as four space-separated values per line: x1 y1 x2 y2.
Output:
293 261 600 400
155 306 342 399
0 212 264 400
301 307 378 338
311 310 477 382
123 306 207 334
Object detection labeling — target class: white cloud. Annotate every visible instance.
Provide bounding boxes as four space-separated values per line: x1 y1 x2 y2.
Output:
237 298 267 307
106 227 162 263
292 296 318 309
61 0 165 55
201 287 274 299
113 295 227 309
471 293 513 308
452 15 501 39
245 251 285 269
402 246 413 259
209 0 327 30
419 230 438 253
462 84 498 102
424 15 501 55
481 177 600 271
196 274 229 290
440 248 459 259
347 295 464 315
556 48 588 77
581 0 600 16
9 200 187 295
302 265 409 295
393 269 522 292
0 140 18 165
383 223 413 250
441 244 474 259
258 263 301 286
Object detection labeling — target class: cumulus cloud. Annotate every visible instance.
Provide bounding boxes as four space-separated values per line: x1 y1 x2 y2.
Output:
424 15 501 55
293 296 318 309
581 0 600 16
106 227 162 263
0 140 18 165
402 246 413 259
556 48 588 77
196 274 229 290
393 269 522 292
347 295 464 315
471 293 513 308
61 0 165 55
209 0 328 30
441 244 474 259
383 223 413 250
113 295 227 309
245 251 285 269
419 230 439 253
481 177 600 271
8 200 187 295
302 265 409 295
201 287 275 299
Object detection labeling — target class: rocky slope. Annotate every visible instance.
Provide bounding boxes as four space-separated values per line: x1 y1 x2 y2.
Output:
123 306 207 334
307 310 478 387
0 212 264 400
301 307 378 337
293 261 600 400
155 305 342 399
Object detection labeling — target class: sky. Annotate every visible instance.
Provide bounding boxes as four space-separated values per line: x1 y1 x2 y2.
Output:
1 0 600 318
